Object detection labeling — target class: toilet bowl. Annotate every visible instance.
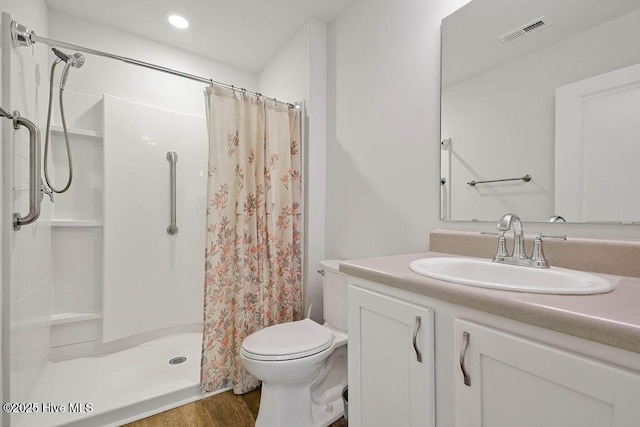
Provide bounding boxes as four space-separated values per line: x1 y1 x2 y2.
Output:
241 260 348 427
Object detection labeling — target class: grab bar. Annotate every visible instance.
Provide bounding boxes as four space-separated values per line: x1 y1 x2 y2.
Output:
0 108 42 231
166 151 178 235
467 174 531 187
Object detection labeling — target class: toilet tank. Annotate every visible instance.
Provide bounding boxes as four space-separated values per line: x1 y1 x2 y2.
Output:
319 260 348 332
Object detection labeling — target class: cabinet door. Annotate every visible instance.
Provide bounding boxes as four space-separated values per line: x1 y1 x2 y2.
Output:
455 320 640 427
348 286 435 427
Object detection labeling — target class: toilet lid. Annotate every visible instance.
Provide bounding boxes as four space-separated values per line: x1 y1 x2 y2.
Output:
242 319 334 361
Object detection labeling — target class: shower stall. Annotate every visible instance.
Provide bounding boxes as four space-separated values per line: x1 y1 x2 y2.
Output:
0 10 286 427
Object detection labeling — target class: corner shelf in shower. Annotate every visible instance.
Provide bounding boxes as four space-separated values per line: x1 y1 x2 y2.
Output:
50 125 102 139
51 219 103 227
51 311 103 326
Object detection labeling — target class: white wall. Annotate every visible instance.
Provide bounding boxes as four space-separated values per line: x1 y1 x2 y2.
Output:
0 0 53 410
259 19 327 322
259 21 310 104
48 10 258 118
326 0 640 263
442 9 640 222
325 0 471 259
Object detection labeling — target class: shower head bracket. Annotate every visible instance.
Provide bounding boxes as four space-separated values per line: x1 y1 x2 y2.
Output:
10 20 34 48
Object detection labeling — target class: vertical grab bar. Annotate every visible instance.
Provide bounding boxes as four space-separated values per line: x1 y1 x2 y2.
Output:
166 151 178 235
10 111 42 230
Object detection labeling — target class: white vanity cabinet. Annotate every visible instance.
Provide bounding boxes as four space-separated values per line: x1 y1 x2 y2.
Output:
348 285 435 427
347 278 640 427
455 320 640 427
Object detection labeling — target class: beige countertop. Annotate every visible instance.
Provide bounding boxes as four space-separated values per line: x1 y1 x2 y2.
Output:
340 252 640 354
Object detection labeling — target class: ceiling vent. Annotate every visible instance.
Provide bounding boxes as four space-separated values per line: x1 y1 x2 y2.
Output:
498 16 551 44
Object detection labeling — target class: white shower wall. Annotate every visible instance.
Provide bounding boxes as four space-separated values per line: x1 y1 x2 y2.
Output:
102 95 207 343
39 89 103 358
41 11 259 354
0 0 53 412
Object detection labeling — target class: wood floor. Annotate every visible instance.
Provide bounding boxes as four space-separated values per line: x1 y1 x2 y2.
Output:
123 388 346 427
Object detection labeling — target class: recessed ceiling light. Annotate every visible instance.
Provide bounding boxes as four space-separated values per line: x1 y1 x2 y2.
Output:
168 14 189 29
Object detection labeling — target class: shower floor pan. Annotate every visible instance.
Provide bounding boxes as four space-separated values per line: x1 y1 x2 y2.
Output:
15 332 209 427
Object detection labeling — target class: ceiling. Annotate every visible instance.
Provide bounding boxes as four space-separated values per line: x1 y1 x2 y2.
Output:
45 0 355 72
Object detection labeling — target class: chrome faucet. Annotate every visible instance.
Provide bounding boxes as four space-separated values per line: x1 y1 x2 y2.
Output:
497 213 526 259
485 213 566 268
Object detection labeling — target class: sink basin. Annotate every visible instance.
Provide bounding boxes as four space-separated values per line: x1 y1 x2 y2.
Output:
408 257 618 295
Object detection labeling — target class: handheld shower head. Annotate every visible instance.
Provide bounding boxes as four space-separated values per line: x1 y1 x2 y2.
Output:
59 52 85 89
69 52 85 68
45 48 85 194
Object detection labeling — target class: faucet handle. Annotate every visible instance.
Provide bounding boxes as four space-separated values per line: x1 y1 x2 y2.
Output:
548 215 566 223
534 233 566 241
531 233 566 268
481 231 509 259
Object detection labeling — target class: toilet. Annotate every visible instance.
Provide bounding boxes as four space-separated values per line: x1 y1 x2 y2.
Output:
241 260 348 427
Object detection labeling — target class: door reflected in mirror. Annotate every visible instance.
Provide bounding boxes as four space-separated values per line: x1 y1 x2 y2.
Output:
440 0 640 223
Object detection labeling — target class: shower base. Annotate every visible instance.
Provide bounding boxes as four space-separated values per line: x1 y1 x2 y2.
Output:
15 332 220 427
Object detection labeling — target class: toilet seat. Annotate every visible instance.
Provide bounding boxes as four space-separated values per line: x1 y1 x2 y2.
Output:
241 319 334 361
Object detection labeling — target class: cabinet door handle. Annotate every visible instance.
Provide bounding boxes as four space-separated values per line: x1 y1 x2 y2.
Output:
460 331 471 386
413 316 422 363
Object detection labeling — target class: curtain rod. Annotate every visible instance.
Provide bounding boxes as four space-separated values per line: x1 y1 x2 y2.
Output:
10 20 299 109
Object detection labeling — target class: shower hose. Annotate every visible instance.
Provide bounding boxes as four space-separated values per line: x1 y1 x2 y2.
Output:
44 60 73 193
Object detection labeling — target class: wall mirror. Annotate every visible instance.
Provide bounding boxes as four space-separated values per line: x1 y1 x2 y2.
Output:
440 0 640 223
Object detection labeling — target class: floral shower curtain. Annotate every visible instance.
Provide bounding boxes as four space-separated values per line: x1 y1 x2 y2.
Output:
200 85 303 394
